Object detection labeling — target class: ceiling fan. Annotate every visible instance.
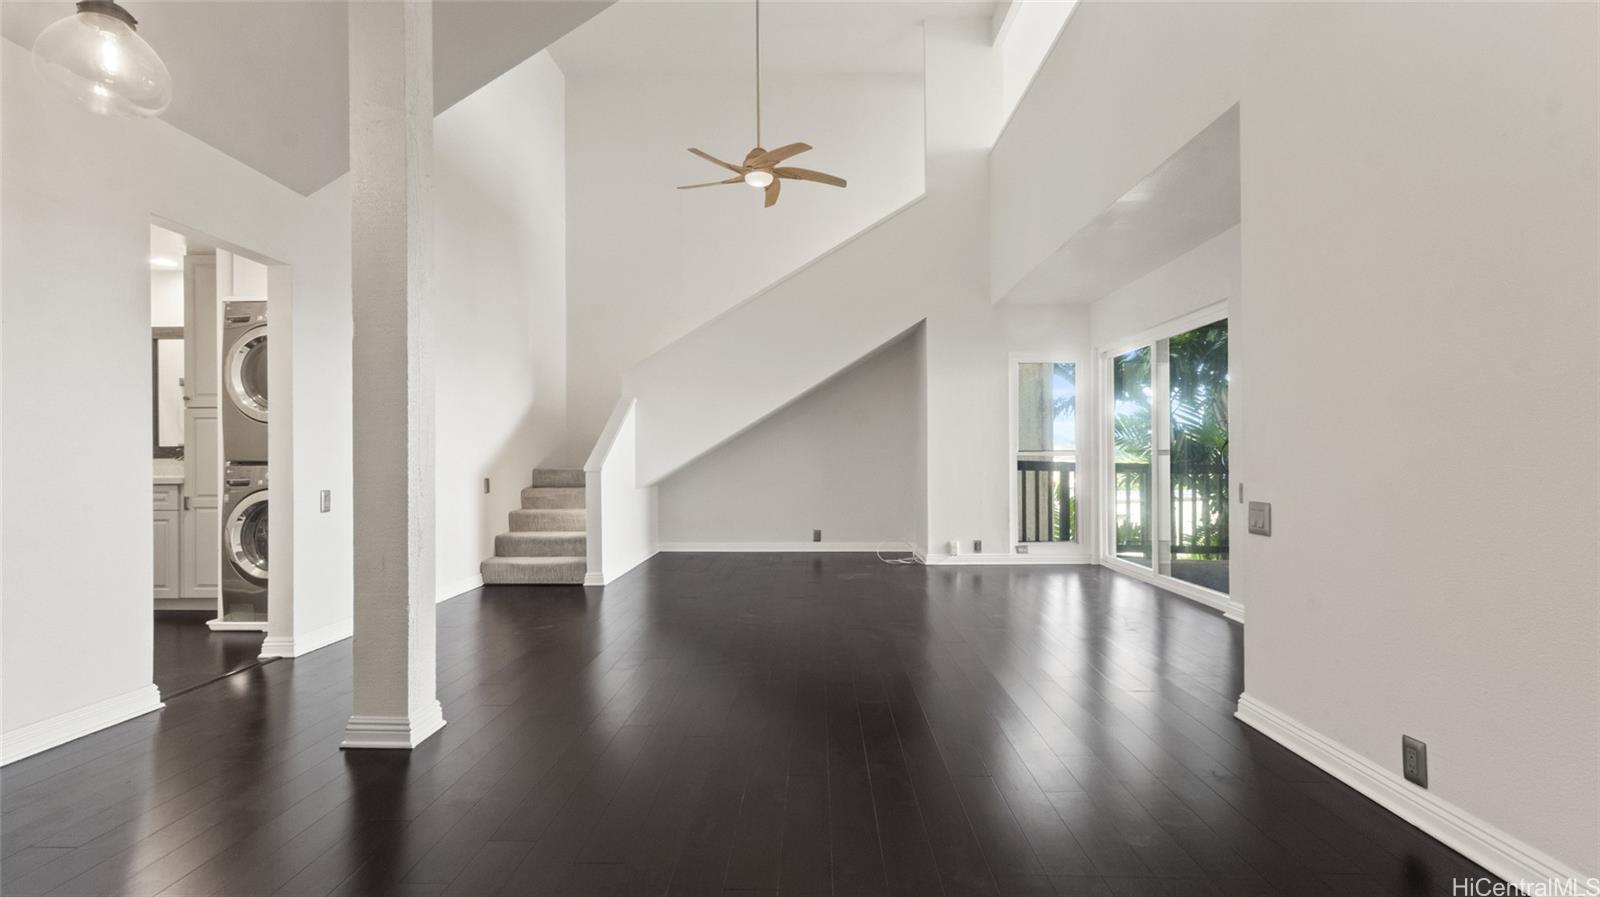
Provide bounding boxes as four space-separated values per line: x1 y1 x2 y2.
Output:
678 0 847 208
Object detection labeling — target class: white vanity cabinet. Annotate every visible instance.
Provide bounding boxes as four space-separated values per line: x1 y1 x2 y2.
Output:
180 407 220 600
153 484 181 599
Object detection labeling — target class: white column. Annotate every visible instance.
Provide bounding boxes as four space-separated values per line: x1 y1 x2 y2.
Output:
342 0 444 750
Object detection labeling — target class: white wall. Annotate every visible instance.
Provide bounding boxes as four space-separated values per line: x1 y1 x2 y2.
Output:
612 19 1093 565
563 72 925 461
990 2 1266 304
1238 3 1597 878
584 398 656 585
434 51 567 598
150 269 184 325
992 0 1077 143
284 176 354 650
1089 225 1238 348
658 328 923 547
997 1 1599 879
1 36 321 754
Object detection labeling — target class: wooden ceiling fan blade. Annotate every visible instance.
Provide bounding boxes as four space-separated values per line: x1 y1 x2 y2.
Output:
688 147 746 174
677 176 743 189
750 142 811 167
764 177 780 208
774 166 846 188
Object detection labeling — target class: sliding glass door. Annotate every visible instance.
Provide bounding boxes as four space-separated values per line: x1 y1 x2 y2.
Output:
1165 320 1229 592
1105 315 1229 596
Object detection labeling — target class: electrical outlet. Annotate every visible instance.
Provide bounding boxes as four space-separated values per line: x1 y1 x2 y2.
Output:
319 490 331 513
484 477 491 494
1402 735 1428 788
1016 544 1029 554
947 539 961 556
973 539 983 554
813 529 822 543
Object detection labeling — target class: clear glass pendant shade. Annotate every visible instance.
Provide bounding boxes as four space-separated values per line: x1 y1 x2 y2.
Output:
32 3 171 118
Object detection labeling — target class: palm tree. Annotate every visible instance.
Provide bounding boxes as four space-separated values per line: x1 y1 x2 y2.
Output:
1169 321 1228 555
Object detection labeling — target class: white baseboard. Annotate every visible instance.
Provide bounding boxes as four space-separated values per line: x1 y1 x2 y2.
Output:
437 574 483 604
341 702 446 750
658 541 891 553
925 552 1092 566
258 636 295 659
259 616 354 660
1235 694 1591 888
1 684 164 766
586 547 659 586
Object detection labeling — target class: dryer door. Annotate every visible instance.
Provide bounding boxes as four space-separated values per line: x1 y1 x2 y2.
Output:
225 490 269 583
225 326 269 422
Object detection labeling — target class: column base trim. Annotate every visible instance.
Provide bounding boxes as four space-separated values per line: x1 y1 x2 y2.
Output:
340 703 446 750
207 619 269 632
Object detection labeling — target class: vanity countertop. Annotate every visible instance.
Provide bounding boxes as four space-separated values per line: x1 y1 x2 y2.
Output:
154 459 184 486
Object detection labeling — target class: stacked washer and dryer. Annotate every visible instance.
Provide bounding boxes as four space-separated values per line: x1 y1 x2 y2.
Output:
219 301 269 624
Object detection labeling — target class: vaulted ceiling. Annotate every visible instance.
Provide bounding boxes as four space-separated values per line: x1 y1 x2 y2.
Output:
548 0 995 76
1 0 612 194
2 1 1000 196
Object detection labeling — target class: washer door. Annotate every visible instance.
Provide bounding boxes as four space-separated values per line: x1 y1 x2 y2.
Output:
226 490 269 583
225 326 268 422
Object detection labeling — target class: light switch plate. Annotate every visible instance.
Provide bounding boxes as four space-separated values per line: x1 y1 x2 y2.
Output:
1247 501 1272 536
319 490 331 513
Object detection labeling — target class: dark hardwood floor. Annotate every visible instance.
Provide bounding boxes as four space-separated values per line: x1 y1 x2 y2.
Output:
4 554 1498 896
153 611 270 699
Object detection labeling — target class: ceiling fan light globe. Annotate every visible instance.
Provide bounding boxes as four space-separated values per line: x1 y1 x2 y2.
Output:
744 170 774 188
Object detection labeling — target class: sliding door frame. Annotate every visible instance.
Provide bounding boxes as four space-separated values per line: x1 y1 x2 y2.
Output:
1094 301 1238 616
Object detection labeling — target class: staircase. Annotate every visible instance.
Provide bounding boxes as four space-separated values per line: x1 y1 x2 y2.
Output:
480 468 587 585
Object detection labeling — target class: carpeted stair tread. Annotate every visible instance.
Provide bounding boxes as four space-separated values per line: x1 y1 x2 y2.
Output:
529 468 585 488
481 556 586 585
509 508 587 532
496 531 586 557
520 486 585 509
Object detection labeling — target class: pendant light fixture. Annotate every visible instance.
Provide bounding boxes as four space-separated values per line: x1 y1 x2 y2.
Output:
32 0 172 118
